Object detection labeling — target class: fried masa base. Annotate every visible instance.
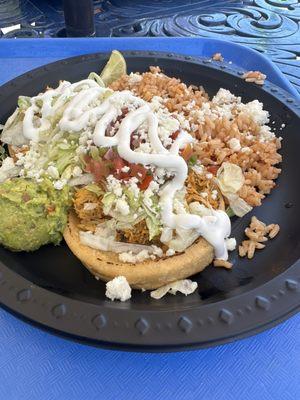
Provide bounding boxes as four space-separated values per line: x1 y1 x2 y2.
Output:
64 211 214 289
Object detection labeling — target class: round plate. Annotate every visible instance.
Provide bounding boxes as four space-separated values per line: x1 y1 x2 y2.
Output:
0 51 299 351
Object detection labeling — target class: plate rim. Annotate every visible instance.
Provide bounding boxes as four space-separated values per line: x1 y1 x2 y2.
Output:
0 50 299 351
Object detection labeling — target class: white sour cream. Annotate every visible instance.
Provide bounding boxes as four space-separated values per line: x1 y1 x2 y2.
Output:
21 78 231 259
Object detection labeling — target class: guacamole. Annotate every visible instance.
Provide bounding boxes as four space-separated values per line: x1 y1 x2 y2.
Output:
0 178 71 251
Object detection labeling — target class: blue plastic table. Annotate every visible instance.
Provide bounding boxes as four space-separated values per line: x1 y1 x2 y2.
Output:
0 38 299 400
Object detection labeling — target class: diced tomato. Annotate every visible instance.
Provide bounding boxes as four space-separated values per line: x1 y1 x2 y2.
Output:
112 156 126 173
84 154 92 167
207 165 219 175
129 164 147 182
180 144 194 161
104 148 115 160
93 160 111 181
170 130 180 141
85 156 111 182
139 174 153 190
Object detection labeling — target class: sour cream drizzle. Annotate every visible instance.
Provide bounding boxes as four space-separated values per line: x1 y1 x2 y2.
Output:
21 79 231 259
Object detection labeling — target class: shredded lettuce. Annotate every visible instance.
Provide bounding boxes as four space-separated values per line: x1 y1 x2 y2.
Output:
142 195 162 240
166 227 199 253
17 96 31 111
188 155 197 166
0 157 20 183
1 108 28 146
102 192 116 215
217 162 244 194
225 206 235 217
85 184 103 196
216 162 252 217
88 72 105 87
225 194 253 217
123 187 141 211
150 279 198 299
0 145 6 164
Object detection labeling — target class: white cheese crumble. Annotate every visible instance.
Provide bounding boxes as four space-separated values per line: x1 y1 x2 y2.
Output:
83 203 97 211
238 100 269 125
115 198 130 216
211 189 218 200
259 125 275 143
53 179 67 190
0 157 19 183
212 88 240 105
119 246 163 263
128 72 142 85
150 279 198 300
241 146 251 153
226 238 237 251
105 276 131 302
166 248 175 257
121 165 130 173
191 164 204 174
126 177 140 198
106 174 123 197
228 138 241 152
119 250 151 263
47 165 59 179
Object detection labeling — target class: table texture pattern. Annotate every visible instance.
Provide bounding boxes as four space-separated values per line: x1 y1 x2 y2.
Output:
0 0 300 93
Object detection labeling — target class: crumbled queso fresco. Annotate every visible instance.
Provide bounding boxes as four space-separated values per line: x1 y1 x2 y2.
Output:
105 276 132 301
119 246 163 263
104 276 198 301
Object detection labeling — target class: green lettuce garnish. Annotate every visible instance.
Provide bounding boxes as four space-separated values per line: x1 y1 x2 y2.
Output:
85 184 103 197
102 192 116 214
17 96 31 111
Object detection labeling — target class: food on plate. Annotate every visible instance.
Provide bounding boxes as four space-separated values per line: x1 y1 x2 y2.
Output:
150 279 198 300
0 51 281 299
242 71 266 85
105 275 132 302
238 216 280 259
0 178 71 251
212 53 224 62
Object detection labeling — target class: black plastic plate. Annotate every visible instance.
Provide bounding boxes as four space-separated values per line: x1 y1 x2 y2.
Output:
0 51 299 351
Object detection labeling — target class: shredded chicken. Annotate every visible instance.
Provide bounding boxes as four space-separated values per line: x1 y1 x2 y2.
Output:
185 170 225 210
116 220 159 245
73 188 104 231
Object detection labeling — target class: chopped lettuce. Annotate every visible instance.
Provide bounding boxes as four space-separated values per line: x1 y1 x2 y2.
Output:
226 206 235 217
85 184 103 197
217 162 244 194
1 108 28 146
216 162 253 217
142 195 162 240
88 72 105 87
188 155 197 166
0 145 6 164
90 146 101 161
124 187 141 211
102 192 116 215
166 227 199 253
225 194 253 217
17 96 31 111
145 216 161 241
